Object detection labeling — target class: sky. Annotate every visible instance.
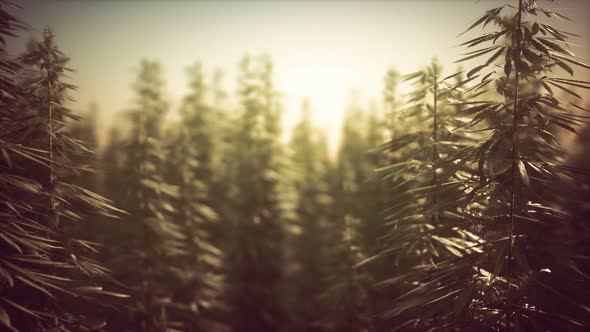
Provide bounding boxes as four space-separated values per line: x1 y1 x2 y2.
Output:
6 0 590 150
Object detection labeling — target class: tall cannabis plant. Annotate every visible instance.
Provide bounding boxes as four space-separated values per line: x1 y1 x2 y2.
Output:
320 99 388 332
373 1 590 330
455 1 590 329
164 61 228 332
225 54 288 332
102 59 185 332
1 14 123 332
287 100 333 332
363 58 480 330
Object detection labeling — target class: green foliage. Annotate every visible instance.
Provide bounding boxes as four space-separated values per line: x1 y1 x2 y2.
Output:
286 100 333 332
372 1 590 330
365 57 479 330
4 2 590 331
0 9 123 331
318 98 389 332
224 54 288 332
101 59 185 332
383 68 401 140
164 61 228 332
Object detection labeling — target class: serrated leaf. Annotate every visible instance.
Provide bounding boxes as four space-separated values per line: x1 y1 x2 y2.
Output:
486 48 505 65
461 13 490 36
504 50 512 76
456 47 500 63
467 65 486 78
538 38 574 56
553 59 574 76
548 78 590 90
532 22 540 35
552 54 590 71
548 81 580 99
530 38 549 56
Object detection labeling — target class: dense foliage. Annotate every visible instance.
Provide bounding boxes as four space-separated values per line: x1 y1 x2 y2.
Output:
0 5 123 331
1 0 589 331
368 1 590 330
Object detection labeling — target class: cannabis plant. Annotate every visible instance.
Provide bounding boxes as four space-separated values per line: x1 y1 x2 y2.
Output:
1 9 123 331
363 58 481 330
287 100 333 332
373 1 590 330
455 1 590 329
319 101 388 332
164 61 228 332
102 59 185 332
225 54 288 332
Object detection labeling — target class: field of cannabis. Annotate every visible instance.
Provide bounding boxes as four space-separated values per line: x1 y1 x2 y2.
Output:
1 0 589 331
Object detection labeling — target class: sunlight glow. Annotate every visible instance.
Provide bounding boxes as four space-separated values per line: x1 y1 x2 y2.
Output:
8 0 590 152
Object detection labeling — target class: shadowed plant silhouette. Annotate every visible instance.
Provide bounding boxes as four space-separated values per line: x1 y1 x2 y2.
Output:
0 7 125 331
2 1 589 331
366 0 590 330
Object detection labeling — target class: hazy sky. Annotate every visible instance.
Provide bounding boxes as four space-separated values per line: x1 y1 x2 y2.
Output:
7 0 590 149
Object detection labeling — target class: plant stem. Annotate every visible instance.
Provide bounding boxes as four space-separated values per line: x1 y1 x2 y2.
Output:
45 31 57 228
432 77 438 185
432 73 438 224
506 0 523 329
